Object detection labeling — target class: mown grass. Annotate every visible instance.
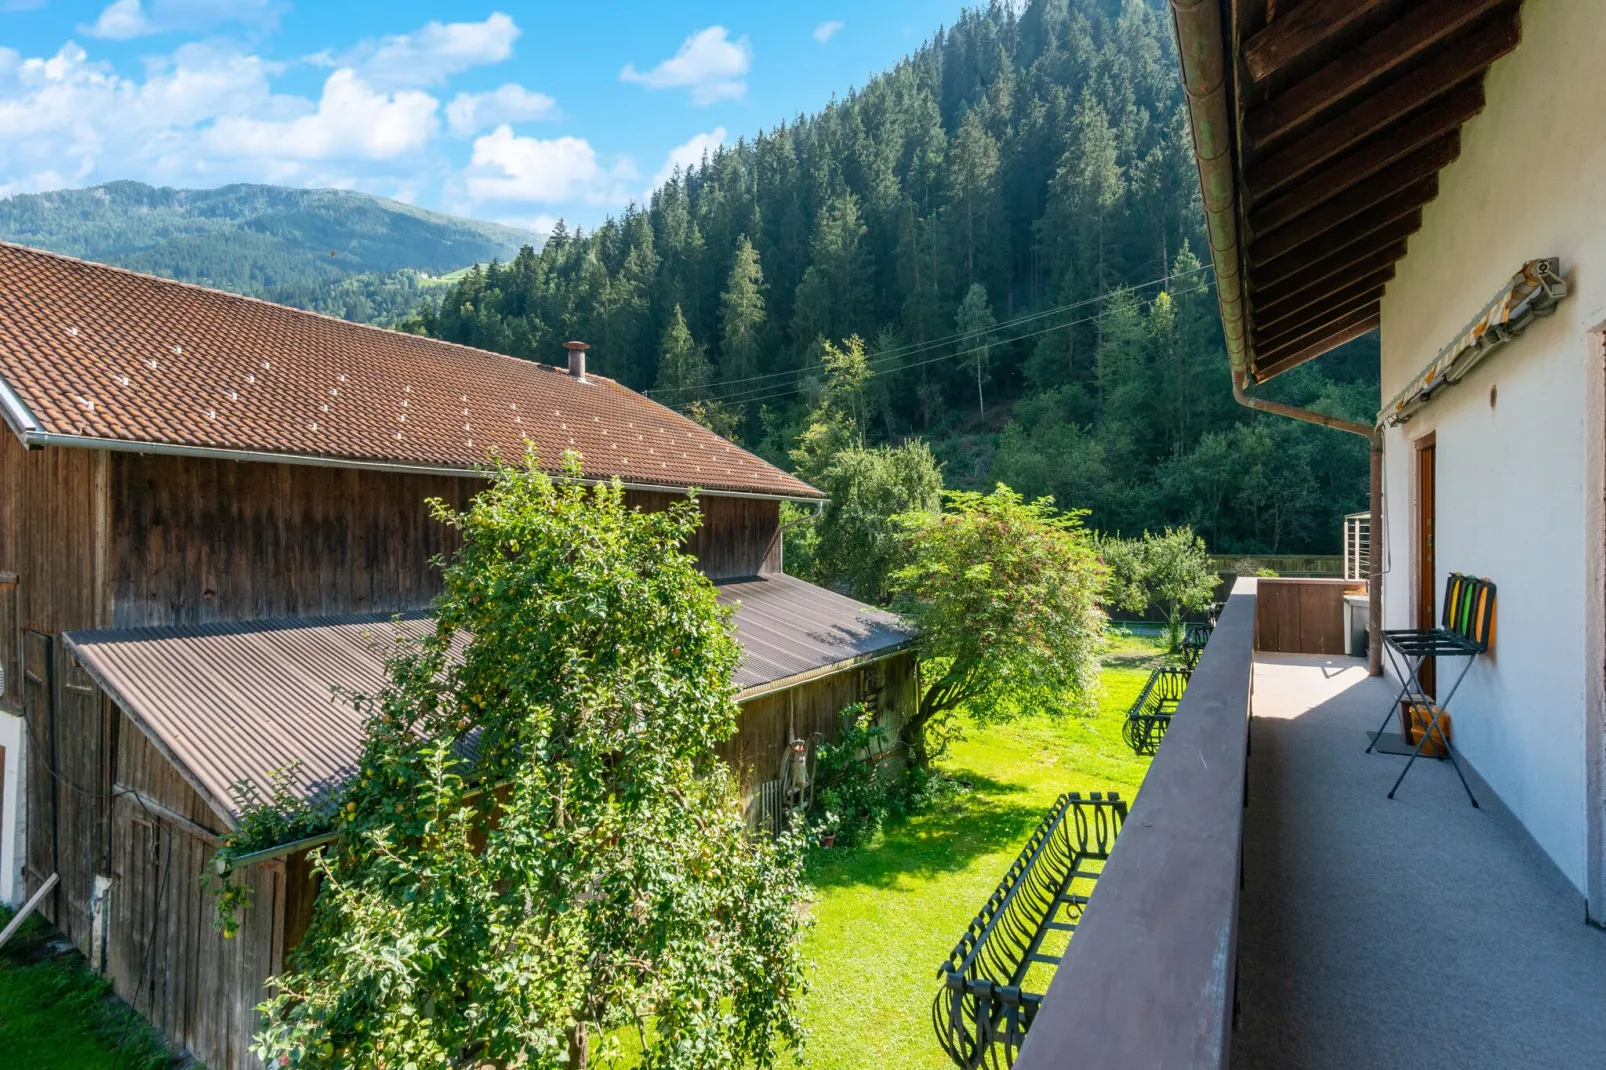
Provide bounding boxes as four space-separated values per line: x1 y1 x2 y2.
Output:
792 637 1169 1070
0 905 174 1070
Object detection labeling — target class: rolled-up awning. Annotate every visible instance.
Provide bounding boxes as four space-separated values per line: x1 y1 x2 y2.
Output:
64 573 911 823
1382 259 1569 427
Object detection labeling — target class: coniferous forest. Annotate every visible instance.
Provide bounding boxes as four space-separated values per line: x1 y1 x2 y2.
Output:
413 0 1378 554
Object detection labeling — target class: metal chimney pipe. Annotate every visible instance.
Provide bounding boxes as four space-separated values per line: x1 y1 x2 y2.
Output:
563 340 589 382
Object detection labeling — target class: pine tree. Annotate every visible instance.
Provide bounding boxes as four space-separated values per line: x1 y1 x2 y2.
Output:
655 304 712 400
955 283 996 418
719 236 767 384
946 109 1001 289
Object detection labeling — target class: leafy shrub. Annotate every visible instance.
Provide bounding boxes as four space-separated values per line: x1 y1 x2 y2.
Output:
809 703 898 848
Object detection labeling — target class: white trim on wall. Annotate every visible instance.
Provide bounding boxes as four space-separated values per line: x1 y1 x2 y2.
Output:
0 710 23 907
1584 315 1606 926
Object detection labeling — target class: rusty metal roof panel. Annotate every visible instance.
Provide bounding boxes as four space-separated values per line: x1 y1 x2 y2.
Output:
0 240 820 499
65 577 910 821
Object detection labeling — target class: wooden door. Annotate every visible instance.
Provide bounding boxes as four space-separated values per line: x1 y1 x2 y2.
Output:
1415 434 1437 696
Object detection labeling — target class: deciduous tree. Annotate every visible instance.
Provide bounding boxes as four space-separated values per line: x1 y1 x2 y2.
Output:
245 455 809 1070
890 485 1107 766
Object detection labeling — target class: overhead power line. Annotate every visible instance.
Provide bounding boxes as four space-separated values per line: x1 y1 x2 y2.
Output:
693 276 1217 410
645 262 1212 400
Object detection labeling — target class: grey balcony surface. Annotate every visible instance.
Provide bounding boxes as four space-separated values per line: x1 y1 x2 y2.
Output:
1235 653 1606 1070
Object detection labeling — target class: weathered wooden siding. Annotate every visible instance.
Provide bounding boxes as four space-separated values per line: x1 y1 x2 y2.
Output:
106 457 784 628
109 722 281 1070
718 651 916 799
624 490 782 579
0 431 104 942
108 454 478 627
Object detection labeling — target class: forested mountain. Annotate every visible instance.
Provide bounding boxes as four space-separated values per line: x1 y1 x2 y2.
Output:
415 0 1376 554
0 181 530 324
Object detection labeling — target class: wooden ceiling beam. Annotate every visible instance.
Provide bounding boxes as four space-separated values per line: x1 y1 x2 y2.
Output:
1242 0 1391 84
1247 14 1516 199
1254 287 1387 353
1248 137 1454 259
1253 312 1382 381
1251 210 1421 298
1247 0 1512 147
1255 266 1396 336
1251 239 1407 316
1251 178 1433 271
1250 82 1483 234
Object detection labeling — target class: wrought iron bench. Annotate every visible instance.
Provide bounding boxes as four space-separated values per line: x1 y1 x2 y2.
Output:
1180 618 1214 671
1121 666 1189 756
933 792 1125 1069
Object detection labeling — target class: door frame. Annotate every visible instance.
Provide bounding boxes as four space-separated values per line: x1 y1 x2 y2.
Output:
1586 321 1606 925
1414 431 1437 697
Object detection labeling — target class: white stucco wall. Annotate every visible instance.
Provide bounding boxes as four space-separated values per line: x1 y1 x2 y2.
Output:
1377 0 1606 899
0 711 23 906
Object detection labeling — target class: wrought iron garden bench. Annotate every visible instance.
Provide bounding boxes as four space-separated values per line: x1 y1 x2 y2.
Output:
932 792 1125 1069
1180 617 1215 671
1121 666 1190 756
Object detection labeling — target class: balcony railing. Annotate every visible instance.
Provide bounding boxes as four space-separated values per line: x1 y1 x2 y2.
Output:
1011 577 1256 1070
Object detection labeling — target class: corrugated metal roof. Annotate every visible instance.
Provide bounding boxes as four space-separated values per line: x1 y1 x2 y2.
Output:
64 575 911 823
0 240 820 499
715 573 912 693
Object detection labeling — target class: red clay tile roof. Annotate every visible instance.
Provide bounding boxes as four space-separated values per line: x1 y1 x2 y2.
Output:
0 240 820 499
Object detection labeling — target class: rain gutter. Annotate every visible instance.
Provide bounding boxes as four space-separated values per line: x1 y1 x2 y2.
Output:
1171 0 1383 674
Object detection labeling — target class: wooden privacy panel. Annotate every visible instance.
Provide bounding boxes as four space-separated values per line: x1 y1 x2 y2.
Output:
1254 578 1364 655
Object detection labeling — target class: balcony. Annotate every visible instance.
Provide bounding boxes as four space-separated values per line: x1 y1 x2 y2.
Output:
1013 579 1606 1069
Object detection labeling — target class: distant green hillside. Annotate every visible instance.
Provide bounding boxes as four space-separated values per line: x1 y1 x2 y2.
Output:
0 181 537 324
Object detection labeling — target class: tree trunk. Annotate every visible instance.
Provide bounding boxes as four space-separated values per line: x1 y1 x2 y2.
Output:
568 1023 589 1069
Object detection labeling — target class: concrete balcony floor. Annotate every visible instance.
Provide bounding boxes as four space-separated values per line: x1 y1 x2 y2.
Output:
1235 654 1606 1069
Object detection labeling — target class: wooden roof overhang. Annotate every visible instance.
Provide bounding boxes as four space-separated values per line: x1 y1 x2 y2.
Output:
1171 0 1524 384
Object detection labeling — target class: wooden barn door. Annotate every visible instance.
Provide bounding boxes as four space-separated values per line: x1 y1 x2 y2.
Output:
1415 434 1437 696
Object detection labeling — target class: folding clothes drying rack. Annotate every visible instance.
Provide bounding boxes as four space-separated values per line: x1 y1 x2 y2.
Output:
1367 573 1496 807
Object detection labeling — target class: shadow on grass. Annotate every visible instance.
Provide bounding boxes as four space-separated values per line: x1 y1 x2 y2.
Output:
804 768 1056 893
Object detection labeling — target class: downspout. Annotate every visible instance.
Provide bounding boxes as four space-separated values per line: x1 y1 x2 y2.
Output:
1235 376 1384 676
1173 0 1383 675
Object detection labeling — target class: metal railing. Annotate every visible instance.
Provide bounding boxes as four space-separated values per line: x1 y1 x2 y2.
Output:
1344 511 1371 582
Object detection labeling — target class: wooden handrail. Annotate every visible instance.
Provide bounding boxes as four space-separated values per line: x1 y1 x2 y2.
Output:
1013 578 1256 1070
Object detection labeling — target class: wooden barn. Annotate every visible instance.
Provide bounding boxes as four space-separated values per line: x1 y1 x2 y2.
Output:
0 240 915 1068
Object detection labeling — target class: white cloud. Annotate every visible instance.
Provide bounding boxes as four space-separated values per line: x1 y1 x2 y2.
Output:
649 127 724 192
82 0 153 39
343 12 521 89
207 69 438 161
0 41 281 183
80 0 277 39
445 83 557 136
620 26 750 107
495 213 558 239
465 124 634 205
813 21 844 44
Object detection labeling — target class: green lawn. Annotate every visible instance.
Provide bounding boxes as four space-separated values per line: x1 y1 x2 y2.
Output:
793 639 1167 1070
0 908 173 1069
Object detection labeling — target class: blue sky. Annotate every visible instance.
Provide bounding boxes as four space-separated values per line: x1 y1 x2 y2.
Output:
0 1 965 236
